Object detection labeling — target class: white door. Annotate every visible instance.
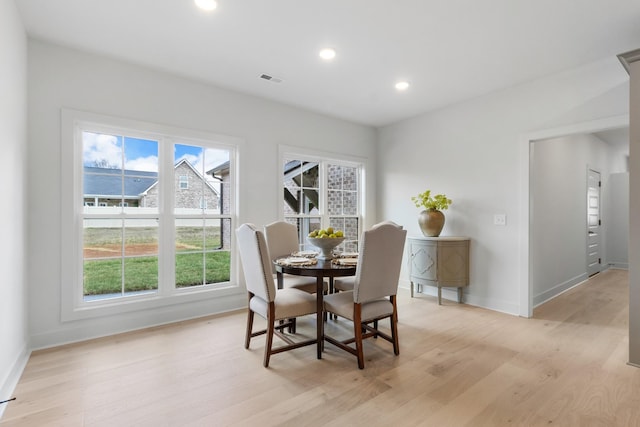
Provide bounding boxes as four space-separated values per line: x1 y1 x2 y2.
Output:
587 169 601 276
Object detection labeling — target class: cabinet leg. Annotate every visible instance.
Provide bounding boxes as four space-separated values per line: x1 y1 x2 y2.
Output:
410 281 414 298
438 287 442 305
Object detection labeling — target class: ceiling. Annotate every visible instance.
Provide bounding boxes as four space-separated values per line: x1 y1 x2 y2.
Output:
15 0 640 127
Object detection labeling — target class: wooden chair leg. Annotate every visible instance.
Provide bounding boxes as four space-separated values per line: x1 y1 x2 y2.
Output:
245 293 255 349
245 309 254 349
354 304 365 369
264 303 276 368
390 296 400 355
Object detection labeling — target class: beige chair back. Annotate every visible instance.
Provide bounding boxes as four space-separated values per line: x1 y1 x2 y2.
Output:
236 223 276 302
264 221 300 273
353 221 407 303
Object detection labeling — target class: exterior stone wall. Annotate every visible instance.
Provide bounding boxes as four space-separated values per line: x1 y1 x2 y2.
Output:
142 162 219 210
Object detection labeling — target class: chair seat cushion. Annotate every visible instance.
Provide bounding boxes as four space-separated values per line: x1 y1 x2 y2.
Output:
323 291 393 322
333 277 355 292
250 288 316 320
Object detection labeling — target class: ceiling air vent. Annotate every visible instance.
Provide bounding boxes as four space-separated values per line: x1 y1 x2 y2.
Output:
260 74 283 84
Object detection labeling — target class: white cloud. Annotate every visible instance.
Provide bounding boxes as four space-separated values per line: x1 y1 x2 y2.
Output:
82 132 122 167
125 156 159 172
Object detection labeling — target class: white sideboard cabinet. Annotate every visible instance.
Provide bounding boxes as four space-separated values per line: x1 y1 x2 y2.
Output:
407 236 470 304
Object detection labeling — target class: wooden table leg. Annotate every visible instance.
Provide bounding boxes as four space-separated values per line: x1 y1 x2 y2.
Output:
317 276 324 358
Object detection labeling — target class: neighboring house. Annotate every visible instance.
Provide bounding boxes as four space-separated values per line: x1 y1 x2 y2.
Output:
283 160 319 215
84 159 219 210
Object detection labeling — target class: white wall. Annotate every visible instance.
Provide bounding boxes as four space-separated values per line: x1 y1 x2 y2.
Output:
377 56 629 315
608 172 629 269
27 40 377 349
0 0 29 412
627 55 640 365
531 133 626 306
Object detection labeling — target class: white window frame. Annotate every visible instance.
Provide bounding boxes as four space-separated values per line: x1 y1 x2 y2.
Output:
278 145 366 249
61 109 243 321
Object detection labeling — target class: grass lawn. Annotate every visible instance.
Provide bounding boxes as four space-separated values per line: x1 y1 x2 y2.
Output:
83 226 231 295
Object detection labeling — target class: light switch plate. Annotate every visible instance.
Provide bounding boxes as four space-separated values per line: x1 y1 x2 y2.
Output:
494 214 506 226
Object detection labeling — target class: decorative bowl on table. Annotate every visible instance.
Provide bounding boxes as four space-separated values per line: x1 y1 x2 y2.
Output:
307 237 345 260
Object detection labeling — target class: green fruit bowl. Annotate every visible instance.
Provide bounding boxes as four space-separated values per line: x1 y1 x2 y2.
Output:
307 237 345 260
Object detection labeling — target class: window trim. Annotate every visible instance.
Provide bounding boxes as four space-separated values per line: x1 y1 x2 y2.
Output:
61 109 244 322
277 144 367 246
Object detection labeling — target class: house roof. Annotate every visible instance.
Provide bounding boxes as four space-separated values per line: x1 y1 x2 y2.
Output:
83 167 158 199
85 161 220 198
207 160 229 177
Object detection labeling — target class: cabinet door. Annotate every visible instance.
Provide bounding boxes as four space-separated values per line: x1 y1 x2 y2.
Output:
410 241 437 281
437 240 469 286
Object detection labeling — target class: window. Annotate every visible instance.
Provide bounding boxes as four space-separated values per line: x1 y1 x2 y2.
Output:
281 152 363 253
62 110 240 320
179 175 188 189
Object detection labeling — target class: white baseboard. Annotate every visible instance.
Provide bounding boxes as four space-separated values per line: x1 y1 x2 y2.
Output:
609 262 629 270
0 345 30 420
398 279 520 316
533 272 589 308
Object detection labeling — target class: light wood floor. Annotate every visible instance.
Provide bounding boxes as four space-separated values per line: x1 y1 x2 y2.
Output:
2 269 639 426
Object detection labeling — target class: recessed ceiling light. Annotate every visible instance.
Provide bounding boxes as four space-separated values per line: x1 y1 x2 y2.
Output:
194 0 217 11
319 48 336 61
395 81 410 91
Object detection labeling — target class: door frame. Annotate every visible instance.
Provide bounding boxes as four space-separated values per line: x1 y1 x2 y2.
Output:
518 114 628 317
587 167 602 277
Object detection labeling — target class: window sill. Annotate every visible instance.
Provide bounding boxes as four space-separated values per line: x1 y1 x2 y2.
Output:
61 283 243 322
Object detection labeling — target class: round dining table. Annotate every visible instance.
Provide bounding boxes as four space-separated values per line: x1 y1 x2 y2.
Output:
274 257 357 359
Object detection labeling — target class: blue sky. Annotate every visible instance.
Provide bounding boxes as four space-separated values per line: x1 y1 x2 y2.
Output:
82 132 229 177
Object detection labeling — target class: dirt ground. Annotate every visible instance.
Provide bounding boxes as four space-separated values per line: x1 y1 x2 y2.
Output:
83 243 195 258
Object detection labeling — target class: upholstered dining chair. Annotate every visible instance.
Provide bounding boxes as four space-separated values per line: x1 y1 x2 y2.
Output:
264 221 327 294
333 222 403 293
323 221 407 369
236 223 318 367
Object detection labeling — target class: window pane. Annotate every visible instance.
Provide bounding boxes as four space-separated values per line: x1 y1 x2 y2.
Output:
343 166 357 191
82 132 159 212
83 131 123 169
174 144 229 214
83 218 158 301
328 190 342 215
284 159 302 214
301 162 319 188
328 164 341 190
175 218 231 287
124 219 158 257
293 217 322 251
344 217 359 252
83 218 123 300
344 191 357 215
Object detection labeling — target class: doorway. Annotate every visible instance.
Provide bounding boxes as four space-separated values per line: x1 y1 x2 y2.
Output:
587 169 602 277
519 115 629 317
